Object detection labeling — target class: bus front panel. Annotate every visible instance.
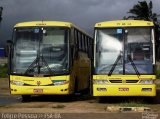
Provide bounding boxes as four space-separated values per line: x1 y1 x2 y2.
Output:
93 25 156 97
10 75 74 95
93 75 156 96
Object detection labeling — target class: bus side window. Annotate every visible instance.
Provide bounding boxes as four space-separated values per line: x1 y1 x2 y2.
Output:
74 29 78 45
83 35 86 52
78 32 82 50
77 32 80 50
81 34 85 51
74 29 78 59
85 36 88 52
86 37 89 53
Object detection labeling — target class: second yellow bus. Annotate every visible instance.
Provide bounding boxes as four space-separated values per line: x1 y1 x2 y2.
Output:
92 20 156 97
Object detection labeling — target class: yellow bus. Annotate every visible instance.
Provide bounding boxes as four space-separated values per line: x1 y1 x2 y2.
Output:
92 20 156 97
7 21 92 101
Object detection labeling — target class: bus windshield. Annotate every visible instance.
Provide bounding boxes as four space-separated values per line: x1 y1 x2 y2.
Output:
95 27 153 75
11 27 69 76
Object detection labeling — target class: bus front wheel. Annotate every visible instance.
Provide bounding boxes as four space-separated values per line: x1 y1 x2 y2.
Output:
22 95 31 102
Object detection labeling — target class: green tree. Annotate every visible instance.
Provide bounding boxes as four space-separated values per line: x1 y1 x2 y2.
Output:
127 1 159 23
127 1 160 60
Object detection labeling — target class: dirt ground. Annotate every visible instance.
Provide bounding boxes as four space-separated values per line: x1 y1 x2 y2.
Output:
0 78 160 119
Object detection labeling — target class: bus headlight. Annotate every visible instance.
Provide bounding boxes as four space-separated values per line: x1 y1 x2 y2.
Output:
52 80 69 85
139 80 154 84
11 81 24 86
93 80 109 84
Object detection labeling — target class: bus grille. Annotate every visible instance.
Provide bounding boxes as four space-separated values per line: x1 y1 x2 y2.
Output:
109 80 139 83
126 80 139 83
109 80 122 83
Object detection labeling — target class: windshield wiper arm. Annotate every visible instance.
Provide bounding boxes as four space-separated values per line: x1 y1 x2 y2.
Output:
24 54 54 76
24 55 39 75
127 55 140 77
108 53 122 76
40 54 54 75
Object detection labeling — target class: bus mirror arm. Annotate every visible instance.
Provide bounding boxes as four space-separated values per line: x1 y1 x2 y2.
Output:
6 40 13 45
6 40 13 56
6 40 13 75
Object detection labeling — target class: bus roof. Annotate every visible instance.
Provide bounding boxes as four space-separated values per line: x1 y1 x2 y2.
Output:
14 21 74 28
95 20 154 28
14 21 92 38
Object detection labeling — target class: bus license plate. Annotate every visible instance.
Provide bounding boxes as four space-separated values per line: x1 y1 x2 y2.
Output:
119 88 129 91
33 89 43 93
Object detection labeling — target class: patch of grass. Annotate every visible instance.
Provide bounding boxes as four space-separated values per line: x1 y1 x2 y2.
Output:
0 64 8 78
157 93 160 96
119 102 145 107
157 84 160 88
156 68 160 79
0 105 10 108
0 105 5 108
52 104 65 109
118 99 146 107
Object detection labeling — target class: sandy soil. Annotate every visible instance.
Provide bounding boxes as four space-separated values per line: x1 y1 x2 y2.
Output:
0 78 160 116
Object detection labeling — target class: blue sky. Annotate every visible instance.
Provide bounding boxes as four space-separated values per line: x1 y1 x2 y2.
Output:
0 0 160 47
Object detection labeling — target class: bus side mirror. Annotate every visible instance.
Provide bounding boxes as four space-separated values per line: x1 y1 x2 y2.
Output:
6 40 13 75
6 40 13 57
6 40 13 46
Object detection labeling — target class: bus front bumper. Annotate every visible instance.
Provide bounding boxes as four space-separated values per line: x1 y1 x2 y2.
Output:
93 84 156 97
10 84 71 95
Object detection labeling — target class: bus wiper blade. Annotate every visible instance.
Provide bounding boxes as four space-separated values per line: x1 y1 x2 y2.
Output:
24 55 54 75
127 55 140 77
108 54 121 76
40 54 54 75
24 56 39 75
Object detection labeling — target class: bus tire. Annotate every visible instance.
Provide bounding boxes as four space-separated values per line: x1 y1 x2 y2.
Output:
82 76 91 95
22 95 31 102
145 97 156 104
98 97 110 103
89 76 93 96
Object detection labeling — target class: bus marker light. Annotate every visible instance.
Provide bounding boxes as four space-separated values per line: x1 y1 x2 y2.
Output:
61 89 68 92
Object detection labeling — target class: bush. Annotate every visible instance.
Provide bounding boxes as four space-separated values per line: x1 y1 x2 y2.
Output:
156 68 160 79
0 64 8 78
